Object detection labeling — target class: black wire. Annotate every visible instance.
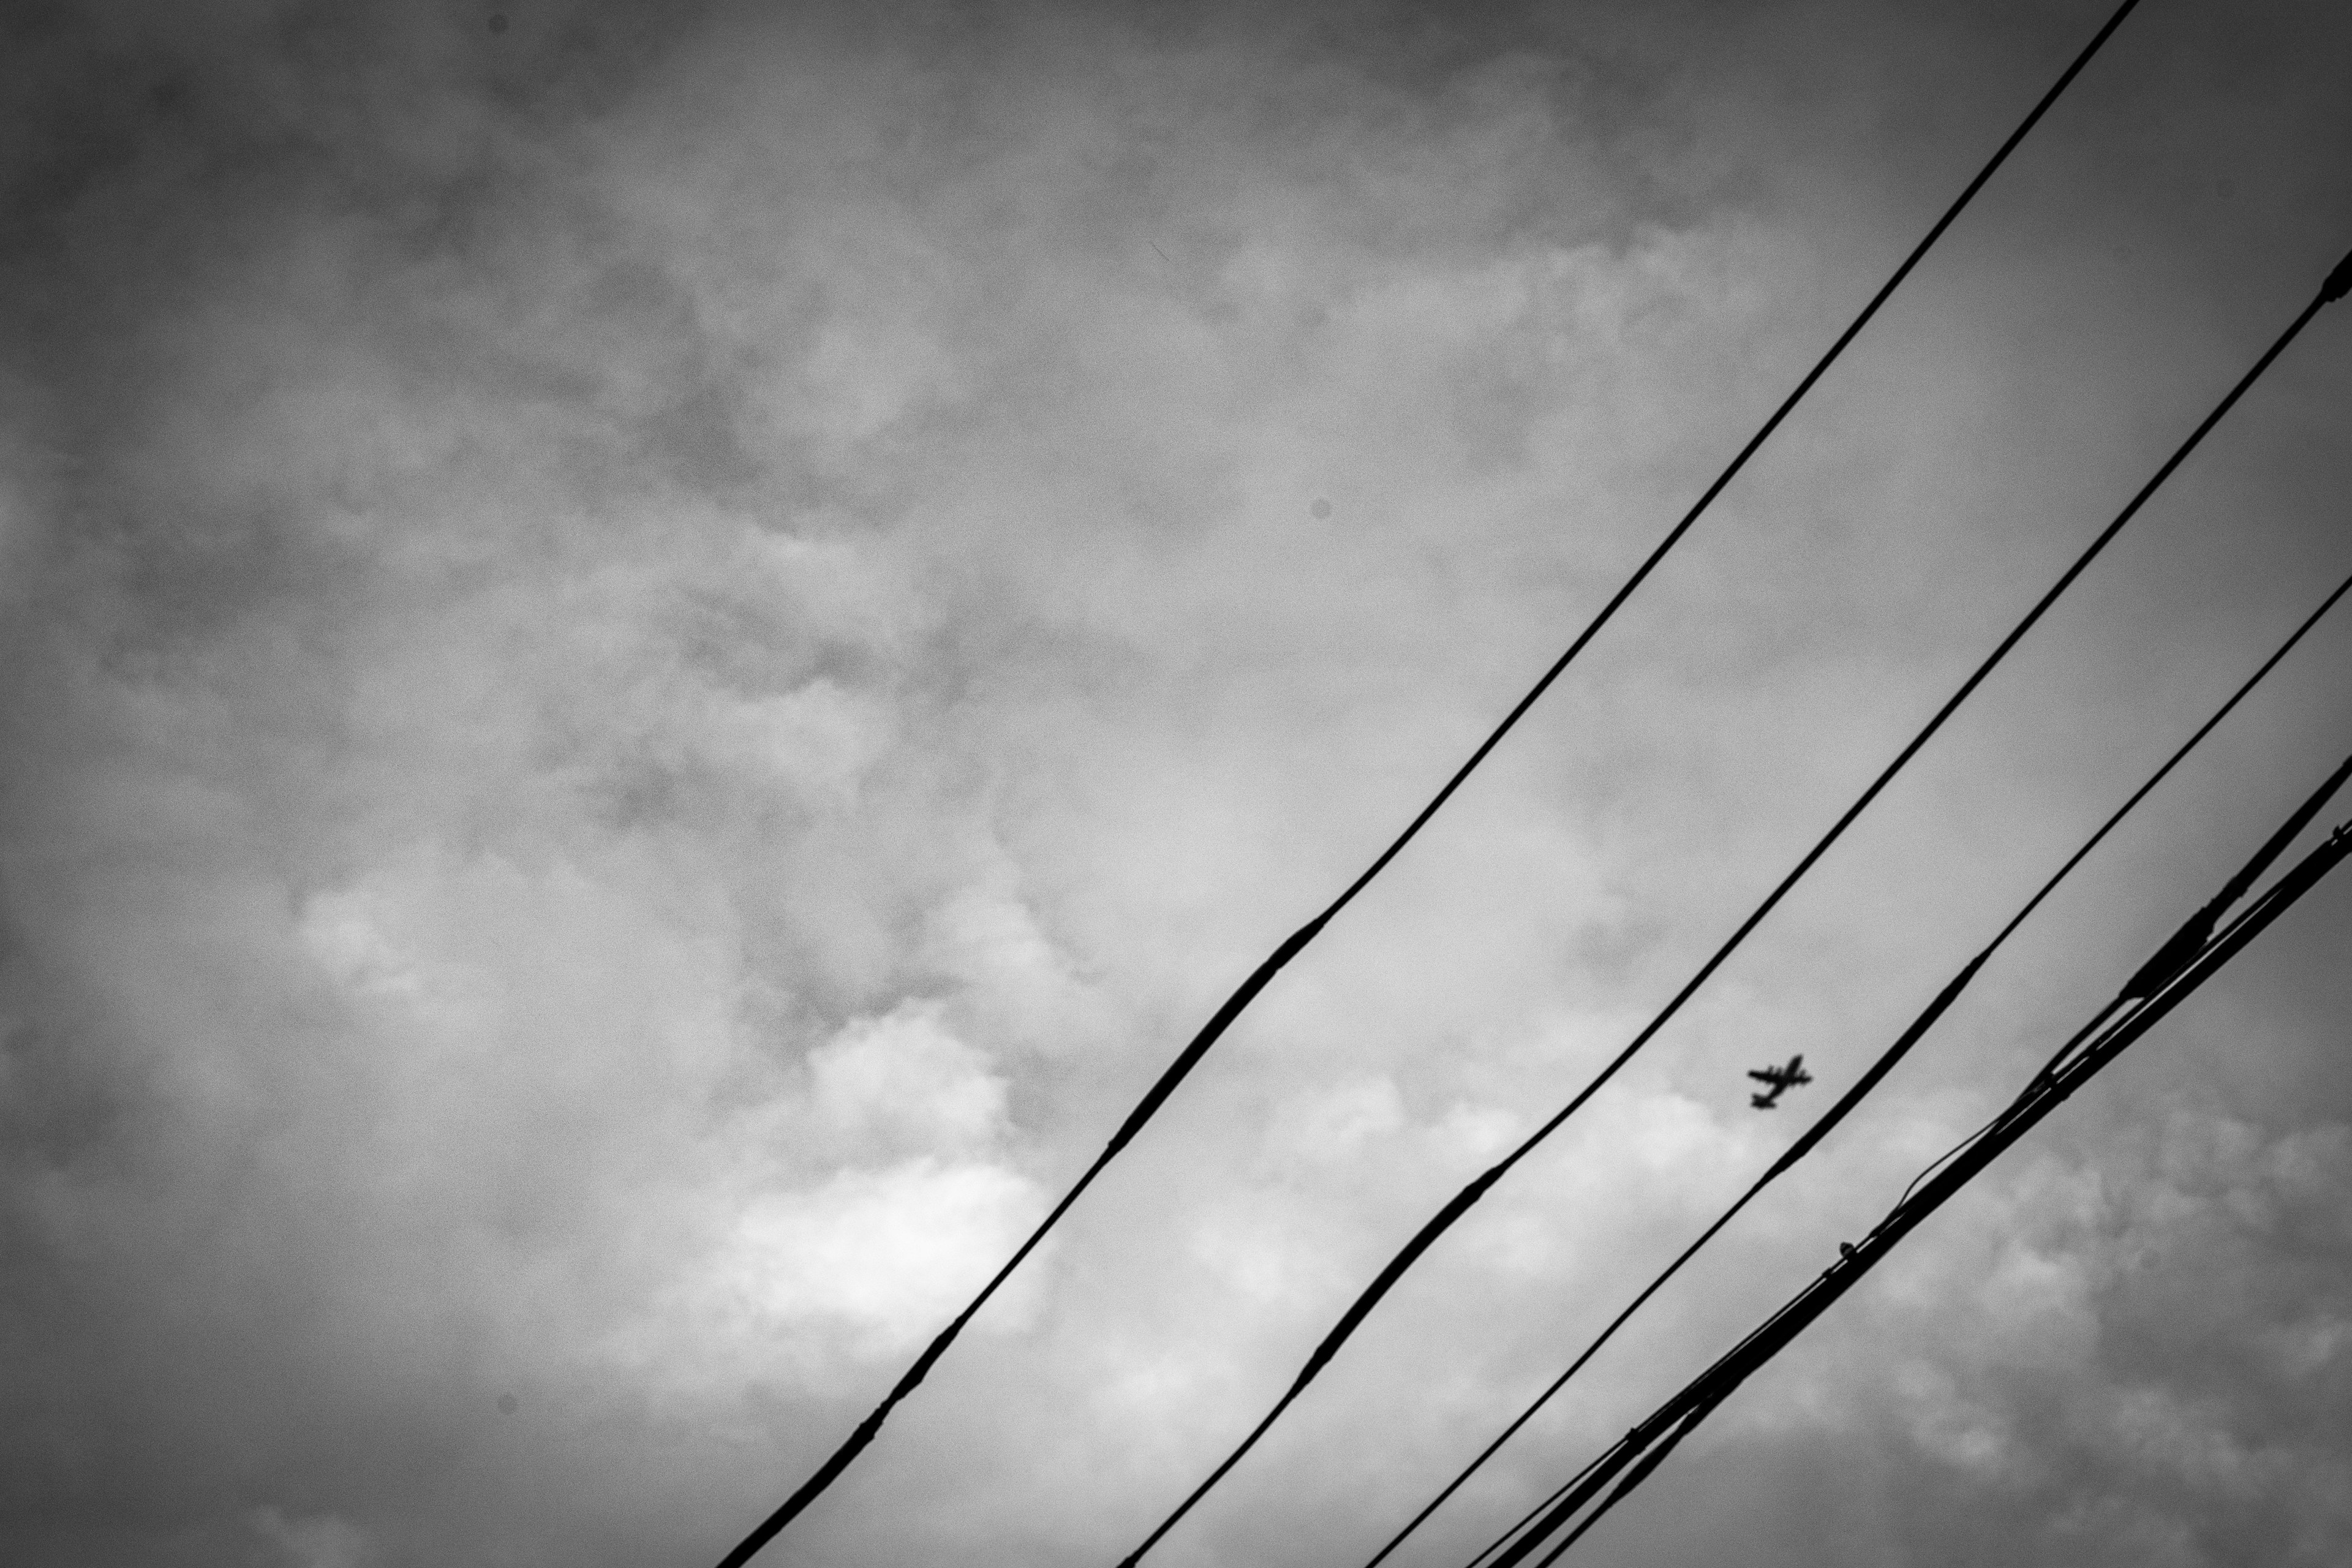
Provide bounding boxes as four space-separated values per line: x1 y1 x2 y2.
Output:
1990 564 2352 965
1461 1457 1593 1568
1532 1390 1732 1568
1489 769 2352 1566
1420 510 2352 1568
1113 148 2338 1568
706 7 2154 1564
1496 865 2323 1561
1459 1458 1599 1568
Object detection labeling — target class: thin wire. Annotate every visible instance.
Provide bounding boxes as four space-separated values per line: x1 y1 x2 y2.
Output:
1404 563 2349 1568
1462 1473 1587 1568
1389 1202 1757 1568
1987 564 2352 957
1463 1461 1591 1568
1504 863 2341 1566
1530 1392 1730 1568
707 7 2152 1563
1491 774 2352 1566
1114 146 2330 1568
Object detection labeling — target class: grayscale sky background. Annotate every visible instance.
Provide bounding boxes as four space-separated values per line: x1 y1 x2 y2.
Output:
4 2 2350 1566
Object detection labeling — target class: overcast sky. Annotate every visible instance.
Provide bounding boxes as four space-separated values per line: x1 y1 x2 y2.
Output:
4 2 2350 1566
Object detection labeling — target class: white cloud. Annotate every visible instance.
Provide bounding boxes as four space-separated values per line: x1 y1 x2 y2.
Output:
615 1155 1050 1400
250 1508 372 1568
4 4 2349 1567
811 1001 1011 1155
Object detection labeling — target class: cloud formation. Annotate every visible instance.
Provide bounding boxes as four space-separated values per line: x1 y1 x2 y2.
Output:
2 2 2349 1566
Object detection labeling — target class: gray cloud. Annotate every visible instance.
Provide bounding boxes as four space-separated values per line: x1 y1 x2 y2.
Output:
2 2 2350 1566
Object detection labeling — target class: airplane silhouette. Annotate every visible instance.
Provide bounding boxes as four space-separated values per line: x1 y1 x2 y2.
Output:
1747 1053 1812 1109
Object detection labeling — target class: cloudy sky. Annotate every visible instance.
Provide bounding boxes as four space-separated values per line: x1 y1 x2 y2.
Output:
4 2 2350 1566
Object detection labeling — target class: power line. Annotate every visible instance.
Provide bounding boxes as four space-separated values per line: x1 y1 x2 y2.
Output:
1108 239 2348 1568
1480 748 2352 1567
1373 560 2352 1568
706 5 2150 1561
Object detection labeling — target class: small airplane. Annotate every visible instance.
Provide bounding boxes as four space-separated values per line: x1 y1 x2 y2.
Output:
1747 1054 1813 1109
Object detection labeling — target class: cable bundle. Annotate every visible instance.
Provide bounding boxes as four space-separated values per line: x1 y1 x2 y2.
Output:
712 6 2157 1562
1358 562 2352 1568
1474 752 2352 1568
704 4 2352 1559
1111 238 2351 1568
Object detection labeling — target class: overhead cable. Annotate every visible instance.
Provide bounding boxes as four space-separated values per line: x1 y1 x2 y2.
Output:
707 6 2150 1562
1109 238 2351 1568
1477 747 2352 1567
1372 560 2352 1568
